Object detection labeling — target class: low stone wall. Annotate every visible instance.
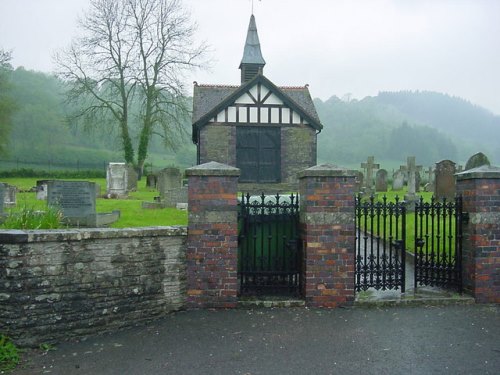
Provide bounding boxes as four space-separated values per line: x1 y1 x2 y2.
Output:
0 226 187 346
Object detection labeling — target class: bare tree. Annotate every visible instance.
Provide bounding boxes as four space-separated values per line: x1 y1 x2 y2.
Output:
56 0 205 174
0 49 15 155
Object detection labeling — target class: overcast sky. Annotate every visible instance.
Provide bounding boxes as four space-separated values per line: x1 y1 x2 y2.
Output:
1 0 499 114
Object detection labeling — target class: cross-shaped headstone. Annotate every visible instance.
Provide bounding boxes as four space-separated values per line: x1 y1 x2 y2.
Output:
361 156 379 193
400 156 422 195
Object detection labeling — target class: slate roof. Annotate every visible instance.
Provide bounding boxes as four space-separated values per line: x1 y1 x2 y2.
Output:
192 74 322 143
192 75 322 143
240 14 266 68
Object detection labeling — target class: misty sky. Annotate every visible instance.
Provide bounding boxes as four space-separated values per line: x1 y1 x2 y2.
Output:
1 0 499 114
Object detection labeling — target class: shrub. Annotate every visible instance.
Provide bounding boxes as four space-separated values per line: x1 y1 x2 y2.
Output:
1 205 63 229
0 335 20 372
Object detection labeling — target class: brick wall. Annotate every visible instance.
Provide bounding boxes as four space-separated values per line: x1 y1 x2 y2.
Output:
0 227 187 346
456 166 500 303
186 162 240 308
298 165 357 307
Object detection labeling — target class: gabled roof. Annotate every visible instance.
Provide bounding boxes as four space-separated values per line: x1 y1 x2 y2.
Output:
192 74 323 143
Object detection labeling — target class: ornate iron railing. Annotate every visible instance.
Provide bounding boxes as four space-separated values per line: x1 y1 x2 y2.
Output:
414 196 463 291
355 195 406 292
238 193 301 296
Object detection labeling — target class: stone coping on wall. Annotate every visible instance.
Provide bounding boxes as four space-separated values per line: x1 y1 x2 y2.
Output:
298 163 359 178
0 226 187 244
185 161 240 177
455 165 500 180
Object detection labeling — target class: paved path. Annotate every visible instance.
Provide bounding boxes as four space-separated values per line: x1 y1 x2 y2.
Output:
13 304 500 375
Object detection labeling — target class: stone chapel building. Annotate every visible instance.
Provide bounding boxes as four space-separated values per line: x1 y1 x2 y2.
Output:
192 15 322 191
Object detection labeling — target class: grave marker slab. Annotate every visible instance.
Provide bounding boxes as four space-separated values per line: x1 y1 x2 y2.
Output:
127 165 138 192
157 167 182 199
402 156 422 210
375 169 388 192
48 180 119 227
0 183 5 217
106 163 128 197
392 170 405 191
361 156 379 195
434 159 456 200
48 181 96 219
465 152 490 170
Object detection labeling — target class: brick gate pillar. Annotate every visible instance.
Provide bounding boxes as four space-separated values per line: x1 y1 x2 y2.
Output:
298 164 358 308
456 165 500 303
186 161 240 308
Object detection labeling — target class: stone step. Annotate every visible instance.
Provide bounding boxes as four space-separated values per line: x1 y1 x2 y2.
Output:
238 297 305 308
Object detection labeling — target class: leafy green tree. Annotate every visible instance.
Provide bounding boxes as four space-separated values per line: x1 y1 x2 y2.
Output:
0 49 15 156
56 0 206 176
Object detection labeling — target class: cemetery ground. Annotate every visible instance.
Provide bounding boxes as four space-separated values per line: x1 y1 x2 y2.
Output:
8 304 500 375
0 178 187 228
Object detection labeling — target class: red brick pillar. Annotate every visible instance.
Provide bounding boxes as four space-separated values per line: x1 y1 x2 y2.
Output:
456 165 500 303
298 164 357 308
186 161 240 308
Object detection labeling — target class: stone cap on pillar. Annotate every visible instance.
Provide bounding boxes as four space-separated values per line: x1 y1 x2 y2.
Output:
185 161 240 177
298 163 358 178
456 165 500 180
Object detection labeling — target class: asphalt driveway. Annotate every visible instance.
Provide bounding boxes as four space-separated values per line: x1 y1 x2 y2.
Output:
12 304 500 375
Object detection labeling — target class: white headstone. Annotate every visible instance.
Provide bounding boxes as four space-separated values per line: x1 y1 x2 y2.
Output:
106 163 128 197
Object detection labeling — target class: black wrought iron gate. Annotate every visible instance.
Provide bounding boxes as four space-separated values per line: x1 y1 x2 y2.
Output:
355 194 464 294
238 193 301 296
355 195 407 292
414 196 463 291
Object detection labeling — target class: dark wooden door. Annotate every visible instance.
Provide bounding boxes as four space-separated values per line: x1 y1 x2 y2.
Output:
236 127 280 183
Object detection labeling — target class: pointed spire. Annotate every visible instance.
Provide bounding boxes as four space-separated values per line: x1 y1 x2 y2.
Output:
239 15 266 83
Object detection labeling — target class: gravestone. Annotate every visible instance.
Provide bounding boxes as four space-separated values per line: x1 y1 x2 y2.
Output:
434 159 456 200
415 171 421 192
424 166 435 192
465 152 490 170
36 180 53 200
402 156 422 210
127 165 138 192
1 183 16 207
0 183 5 217
106 163 128 197
392 170 405 190
48 180 120 227
375 169 388 192
157 167 182 198
361 156 379 195
146 174 157 188
354 171 364 193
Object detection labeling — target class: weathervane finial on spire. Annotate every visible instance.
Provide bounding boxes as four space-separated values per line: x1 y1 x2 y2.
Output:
250 0 261 15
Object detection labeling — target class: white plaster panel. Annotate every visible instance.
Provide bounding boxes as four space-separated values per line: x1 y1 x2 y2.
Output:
239 107 247 122
282 108 290 124
249 107 258 123
235 93 254 104
249 85 258 101
228 107 237 122
260 108 269 123
271 108 280 123
292 111 301 124
217 109 225 122
264 93 283 105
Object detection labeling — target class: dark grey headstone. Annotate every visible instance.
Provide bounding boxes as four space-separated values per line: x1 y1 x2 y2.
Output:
47 181 96 219
127 165 138 192
157 167 182 199
465 152 490 171
375 169 388 192
434 160 456 200
0 183 5 215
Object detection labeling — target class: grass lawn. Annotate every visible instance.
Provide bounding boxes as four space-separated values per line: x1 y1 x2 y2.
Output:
1 178 187 228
